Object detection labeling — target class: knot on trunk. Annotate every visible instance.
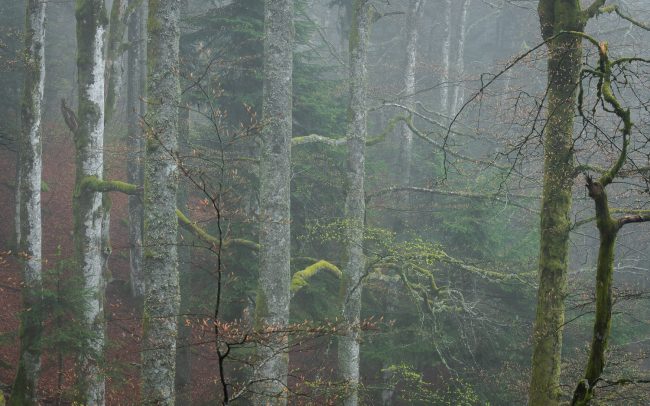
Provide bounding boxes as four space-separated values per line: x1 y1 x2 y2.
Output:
585 174 604 199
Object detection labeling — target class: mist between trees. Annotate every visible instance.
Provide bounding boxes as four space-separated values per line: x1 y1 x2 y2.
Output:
1 0 650 405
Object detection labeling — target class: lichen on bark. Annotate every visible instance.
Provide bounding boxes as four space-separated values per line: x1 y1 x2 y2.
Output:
72 1 109 404
338 1 373 405
529 2 588 404
10 0 47 404
141 0 181 404
254 0 294 403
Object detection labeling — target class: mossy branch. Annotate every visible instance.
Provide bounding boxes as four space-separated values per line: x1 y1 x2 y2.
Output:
290 260 342 296
573 209 650 229
582 0 607 21
176 209 260 251
291 134 346 147
80 176 140 195
597 4 650 32
571 34 647 406
290 115 401 148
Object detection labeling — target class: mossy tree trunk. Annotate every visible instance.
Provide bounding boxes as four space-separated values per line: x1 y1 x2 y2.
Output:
10 1 47 404
569 38 649 404
73 1 109 404
529 2 604 404
254 0 293 403
339 1 372 405
126 0 145 300
141 0 181 404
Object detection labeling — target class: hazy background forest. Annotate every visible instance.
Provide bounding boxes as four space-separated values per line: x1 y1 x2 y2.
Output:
1 0 650 404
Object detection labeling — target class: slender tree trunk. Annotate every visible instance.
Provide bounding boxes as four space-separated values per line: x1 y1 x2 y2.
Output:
73 1 108 404
571 179 618 406
254 0 293 403
529 1 586 404
141 0 181 403
397 0 422 191
339 2 372 405
392 0 421 232
174 101 192 405
439 0 451 116
126 0 145 300
451 0 470 115
10 1 47 404
105 0 127 123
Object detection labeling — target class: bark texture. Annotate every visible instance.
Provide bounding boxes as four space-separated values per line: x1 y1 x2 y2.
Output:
10 1 47 403
529 1 587 404
339 1 372 405
142 0 181 404
73 1 108 404
126 0 145 300
254 0 294 403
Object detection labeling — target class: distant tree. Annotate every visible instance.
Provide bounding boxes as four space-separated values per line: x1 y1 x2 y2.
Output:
125 0 145 300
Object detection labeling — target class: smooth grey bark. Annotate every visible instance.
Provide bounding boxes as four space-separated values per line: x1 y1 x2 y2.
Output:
142 0 181 404
440 0 452 115
126 0 145 300
174 101 192 405
10 1 46 404
339 1 372 405
451 0 470 115
254 0 293 403
73 1 108 404
396 0 422 202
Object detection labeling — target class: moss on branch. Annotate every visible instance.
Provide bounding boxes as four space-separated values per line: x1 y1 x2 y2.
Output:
176 209 259 251
290 260 342 295
80 176 140 195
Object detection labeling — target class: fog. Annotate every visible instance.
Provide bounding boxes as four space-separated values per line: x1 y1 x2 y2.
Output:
1 0 650 404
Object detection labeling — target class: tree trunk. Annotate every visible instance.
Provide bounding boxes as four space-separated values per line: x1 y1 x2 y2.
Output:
10 1 47 404
105 0 127 123
254 0 293 403
571 179 618 406
339 1 372 405
529 1 585 404
451 0 469 115
141 0 181 403
73 1 108 404
126 0 145 300
397 0 422 192
174 101 192 405
439 0 451 116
